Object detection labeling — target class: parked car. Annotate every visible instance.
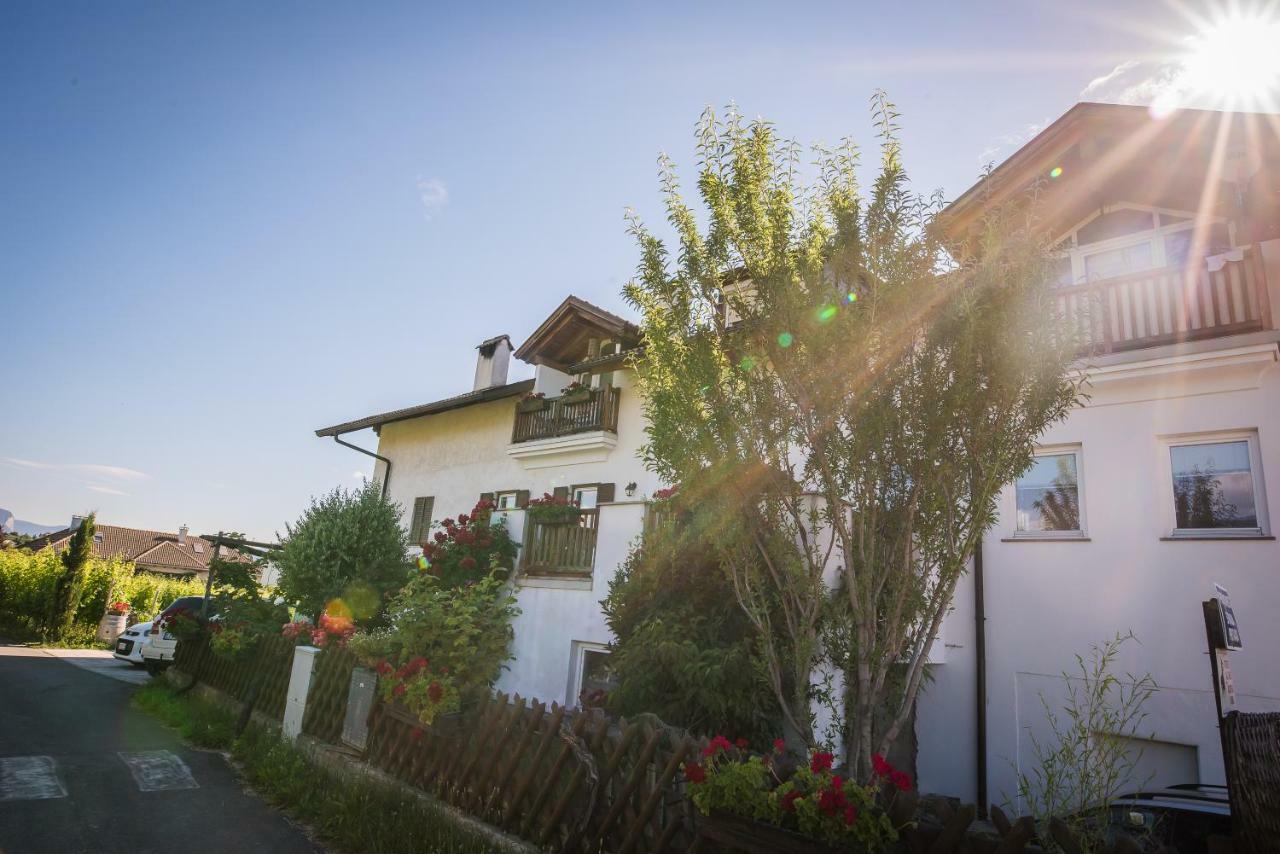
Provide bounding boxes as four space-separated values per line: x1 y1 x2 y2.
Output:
141 596 212 676
111 620 153 666
1100 784 1231 854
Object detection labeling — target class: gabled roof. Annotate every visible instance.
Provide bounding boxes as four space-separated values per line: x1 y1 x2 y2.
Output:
938 102 1280 252
513 296 641 369
23 523 243 575
314 379 535 437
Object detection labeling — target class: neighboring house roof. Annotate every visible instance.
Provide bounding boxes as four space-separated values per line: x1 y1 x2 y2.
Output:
23 524 245 575
314 379 535 437
938 102 1280 251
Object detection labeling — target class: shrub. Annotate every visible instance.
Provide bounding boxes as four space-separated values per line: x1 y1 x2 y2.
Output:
419 499 518 588
48 514 95 639
276 483 411 624
348 571 518 726
602 516 779 744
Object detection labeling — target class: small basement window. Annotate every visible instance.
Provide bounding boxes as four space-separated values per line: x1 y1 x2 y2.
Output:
570 642 615 709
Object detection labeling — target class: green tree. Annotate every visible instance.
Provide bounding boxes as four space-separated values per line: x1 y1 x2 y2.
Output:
47 514 96 640
276 483 411 624
624 98 1082 772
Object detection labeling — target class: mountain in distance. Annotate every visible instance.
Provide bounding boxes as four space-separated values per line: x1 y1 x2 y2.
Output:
0 508 64 537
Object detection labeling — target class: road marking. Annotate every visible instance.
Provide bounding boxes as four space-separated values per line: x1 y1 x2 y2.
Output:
0 756 68 801
118 750 199 792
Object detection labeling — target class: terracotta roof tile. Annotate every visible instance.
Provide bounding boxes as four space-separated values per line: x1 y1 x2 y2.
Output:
23 523 247 574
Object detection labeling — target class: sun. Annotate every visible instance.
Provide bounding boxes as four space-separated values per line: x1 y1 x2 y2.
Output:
1179 8 1280 108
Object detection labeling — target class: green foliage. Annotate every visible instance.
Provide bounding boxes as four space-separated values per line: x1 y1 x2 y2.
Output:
48 514 95 639
1013 632 1158 850
348 571 519 721
0 546 204 643
276 483 411 624
206 554 291 659
420 499 519 589
602 517 778 743
623 99 1083 768
132 681 238 749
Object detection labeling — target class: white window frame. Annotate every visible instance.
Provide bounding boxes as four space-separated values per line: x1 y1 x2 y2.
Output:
572 485 598 510
1009 444 1088 539
1160 430 1269 539
1051 204 1234 286
567 641 612 707
494 491 520 511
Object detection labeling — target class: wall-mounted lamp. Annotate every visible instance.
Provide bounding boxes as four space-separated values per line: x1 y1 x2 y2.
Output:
624 482 637 498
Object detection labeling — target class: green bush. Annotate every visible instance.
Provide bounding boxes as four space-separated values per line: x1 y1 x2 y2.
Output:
601 512 780 745
0 547 204 642
276 483 411 624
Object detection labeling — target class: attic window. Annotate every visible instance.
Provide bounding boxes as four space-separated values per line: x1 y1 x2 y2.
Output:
93 533 104 544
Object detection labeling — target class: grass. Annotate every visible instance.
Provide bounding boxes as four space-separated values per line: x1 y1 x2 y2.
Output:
131 682 494 854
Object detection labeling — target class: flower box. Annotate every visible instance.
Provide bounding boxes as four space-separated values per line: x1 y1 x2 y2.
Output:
561 389 592 404
96 613 128 644
698 811 833 854
517 397 547 413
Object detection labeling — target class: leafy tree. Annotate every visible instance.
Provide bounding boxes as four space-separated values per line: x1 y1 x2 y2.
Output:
276 483 411 624
602 507 779 745
623 98 1082 773
47 514 96 640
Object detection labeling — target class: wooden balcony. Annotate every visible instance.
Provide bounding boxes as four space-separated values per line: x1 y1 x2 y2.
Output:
520 510 598 576
1055 249 1272 355
511 386 621 444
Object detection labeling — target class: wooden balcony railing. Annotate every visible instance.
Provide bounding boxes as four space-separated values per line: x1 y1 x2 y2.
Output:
1055 249 1272 355
511 386 621 443
520 510 598 576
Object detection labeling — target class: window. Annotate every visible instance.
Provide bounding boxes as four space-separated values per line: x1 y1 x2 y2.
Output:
1051 205 1233 287
408 496 434 545
1083 241 1153 281
495 491 520 511
572 486 598 510
569 642 615 708
1015 449 1083 535
1169 438 1263 534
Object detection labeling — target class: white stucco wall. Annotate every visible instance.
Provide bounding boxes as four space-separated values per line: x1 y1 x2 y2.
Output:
373 367 662 706
916 337 1280 808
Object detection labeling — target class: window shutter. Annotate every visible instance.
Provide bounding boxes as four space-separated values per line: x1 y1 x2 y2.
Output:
516 489 530 508
479 492 495 507
410 496 434 544
553 486 570 501
596 483 615 503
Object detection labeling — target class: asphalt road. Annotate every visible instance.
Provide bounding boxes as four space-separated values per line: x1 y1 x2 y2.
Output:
0 644 322 854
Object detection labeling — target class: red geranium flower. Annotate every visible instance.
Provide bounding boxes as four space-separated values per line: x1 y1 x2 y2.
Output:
735 737 749 750
457 513 469 525
375 660 393 676
810 751 834 774
872 753 893 777
843 805 858 826
427 681 443 703
392 683 407 698
780 790 802 812
773 738 786 754
817 786 847 817
683 763 706 784
459 556 478 571
433 531 447 544
701 735 733 757
889 770 912 792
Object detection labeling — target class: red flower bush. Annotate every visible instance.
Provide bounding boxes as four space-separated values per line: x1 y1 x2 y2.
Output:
416 499 517 588
810 751 834 774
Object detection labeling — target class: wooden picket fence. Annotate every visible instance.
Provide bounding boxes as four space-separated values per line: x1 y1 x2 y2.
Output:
172 633 295 721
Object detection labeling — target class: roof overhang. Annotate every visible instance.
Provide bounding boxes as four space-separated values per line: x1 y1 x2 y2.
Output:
513 296 640 370
938 102 1280 254
315 379 535 437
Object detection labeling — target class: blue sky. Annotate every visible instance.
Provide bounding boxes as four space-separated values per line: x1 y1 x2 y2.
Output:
0 1 1228 538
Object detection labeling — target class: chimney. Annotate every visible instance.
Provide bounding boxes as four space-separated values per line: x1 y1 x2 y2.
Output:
178 525 188 545
474 335 513 391
70 515 84 531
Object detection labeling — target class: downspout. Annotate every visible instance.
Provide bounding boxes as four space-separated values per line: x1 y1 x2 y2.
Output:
332 433 392 499
974 534 988 819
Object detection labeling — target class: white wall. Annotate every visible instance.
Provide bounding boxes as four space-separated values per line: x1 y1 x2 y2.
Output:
916 339 1280 808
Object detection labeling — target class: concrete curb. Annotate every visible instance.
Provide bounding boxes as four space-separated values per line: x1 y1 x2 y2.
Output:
164 669 537 854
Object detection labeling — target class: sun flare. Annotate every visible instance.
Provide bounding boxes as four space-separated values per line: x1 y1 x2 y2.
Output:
1180 8 1280 108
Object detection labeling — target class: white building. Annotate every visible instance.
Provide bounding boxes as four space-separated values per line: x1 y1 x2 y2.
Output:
318 103 1280 809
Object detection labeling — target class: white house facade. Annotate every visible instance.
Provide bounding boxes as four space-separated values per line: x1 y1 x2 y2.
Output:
318 103 1280 809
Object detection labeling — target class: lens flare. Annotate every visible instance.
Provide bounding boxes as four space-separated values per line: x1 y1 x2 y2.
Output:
845 292 858 303
417 554 431 572
1049 166 1063 179
739 355 756 372
777 332 794 348
817 305 838 323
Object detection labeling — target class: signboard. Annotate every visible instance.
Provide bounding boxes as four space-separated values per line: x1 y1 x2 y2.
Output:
1213 583 1243 650
1215 649 1238 713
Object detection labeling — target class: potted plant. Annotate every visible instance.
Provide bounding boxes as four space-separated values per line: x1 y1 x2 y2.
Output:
96 600 131 644
560 381 591 403
526 493 582 525
517 390 547 413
